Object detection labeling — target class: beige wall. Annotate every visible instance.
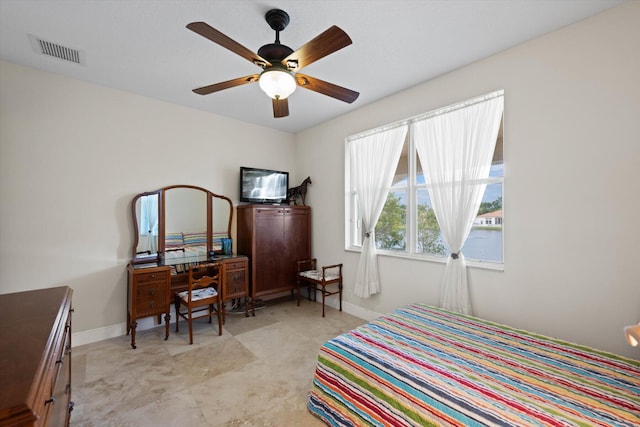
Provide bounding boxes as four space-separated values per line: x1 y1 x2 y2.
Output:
296 2 640 359
0 61 296 334
1 2 638 358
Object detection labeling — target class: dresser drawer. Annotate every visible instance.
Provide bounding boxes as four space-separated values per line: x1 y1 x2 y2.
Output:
48 318 72 427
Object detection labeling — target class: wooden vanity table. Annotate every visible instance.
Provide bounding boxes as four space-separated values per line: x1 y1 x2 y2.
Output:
127 255 249 349
127 185 250 349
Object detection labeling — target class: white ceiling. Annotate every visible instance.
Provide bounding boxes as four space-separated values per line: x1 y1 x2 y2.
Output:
0 0 624 134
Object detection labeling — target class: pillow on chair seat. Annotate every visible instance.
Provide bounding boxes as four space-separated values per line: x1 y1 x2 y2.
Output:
177 287 218 302
299 270 340 282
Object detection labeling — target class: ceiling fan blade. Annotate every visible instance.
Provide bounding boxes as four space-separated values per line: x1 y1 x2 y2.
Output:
193 74 259 95
187 22 271 68
281 26 352 71
295 74 359 104
272 98 289 118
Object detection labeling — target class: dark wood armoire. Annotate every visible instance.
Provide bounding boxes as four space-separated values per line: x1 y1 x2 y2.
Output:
236 205 311 300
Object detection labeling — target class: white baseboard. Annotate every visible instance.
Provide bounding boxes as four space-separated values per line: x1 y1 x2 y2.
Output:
310 290 382 321
72 297 382 347
341 301 382 321
72 316 164 347
72 323 125 347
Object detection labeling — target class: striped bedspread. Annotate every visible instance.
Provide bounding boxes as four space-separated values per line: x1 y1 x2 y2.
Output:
308 304 640 426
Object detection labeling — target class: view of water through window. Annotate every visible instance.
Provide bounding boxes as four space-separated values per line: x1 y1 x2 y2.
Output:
376 163 503 264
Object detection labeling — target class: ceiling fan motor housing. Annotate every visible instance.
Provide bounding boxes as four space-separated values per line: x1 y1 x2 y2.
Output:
258 43 293 63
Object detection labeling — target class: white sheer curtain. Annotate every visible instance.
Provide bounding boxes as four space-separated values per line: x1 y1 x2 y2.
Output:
140 194 159 253
351 125 408 298
412 94 503 314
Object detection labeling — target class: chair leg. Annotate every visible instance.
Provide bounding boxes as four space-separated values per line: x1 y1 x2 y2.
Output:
216 295 223 336
321 284 326 317
222 300 226 325
187 306 193 345
175 301 180 332
164 312 170 340
339 280 343 312
296 277 301 307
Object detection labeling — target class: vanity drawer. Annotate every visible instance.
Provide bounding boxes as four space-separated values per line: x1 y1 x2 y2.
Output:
127 265 172 348
135 270 168 284
223 258 248 299
225 269 246 297
135 282 167 316
224 260 246 271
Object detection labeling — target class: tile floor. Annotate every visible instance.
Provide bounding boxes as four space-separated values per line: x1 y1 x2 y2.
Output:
70 297 365 426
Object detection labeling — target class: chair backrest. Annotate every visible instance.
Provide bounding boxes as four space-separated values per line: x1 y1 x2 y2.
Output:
297 258 317 273
187 262 220 302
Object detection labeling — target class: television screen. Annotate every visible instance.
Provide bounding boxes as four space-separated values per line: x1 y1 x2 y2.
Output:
240 167 289 204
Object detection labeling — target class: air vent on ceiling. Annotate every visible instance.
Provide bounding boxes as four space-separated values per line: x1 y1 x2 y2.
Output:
28 34 84 65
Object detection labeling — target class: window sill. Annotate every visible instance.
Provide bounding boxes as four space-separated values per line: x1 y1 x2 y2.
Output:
345 247 504 272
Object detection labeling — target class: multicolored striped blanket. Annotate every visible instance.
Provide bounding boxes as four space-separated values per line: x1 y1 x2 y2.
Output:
308 304 640 426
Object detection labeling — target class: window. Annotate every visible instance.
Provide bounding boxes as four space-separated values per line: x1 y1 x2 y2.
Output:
345 95 504 267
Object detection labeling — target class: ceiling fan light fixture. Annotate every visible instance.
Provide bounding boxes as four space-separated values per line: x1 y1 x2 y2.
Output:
259 68 296 100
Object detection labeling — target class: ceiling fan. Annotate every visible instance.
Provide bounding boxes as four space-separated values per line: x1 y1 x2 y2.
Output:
187 9 359 118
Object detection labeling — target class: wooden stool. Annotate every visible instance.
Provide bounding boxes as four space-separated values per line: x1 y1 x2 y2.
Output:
296 259 343 317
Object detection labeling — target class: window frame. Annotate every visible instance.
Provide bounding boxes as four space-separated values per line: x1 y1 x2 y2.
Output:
345 94 504 271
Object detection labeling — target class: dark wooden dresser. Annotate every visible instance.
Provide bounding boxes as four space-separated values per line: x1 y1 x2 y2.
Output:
0 286 74 427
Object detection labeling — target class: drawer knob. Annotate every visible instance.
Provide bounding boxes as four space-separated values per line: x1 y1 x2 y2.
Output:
150 274 156 278
150 301 155 308
150 288 155 296
45 396 56 405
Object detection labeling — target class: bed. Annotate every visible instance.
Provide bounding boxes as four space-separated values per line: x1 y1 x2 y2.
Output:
308 304 640 426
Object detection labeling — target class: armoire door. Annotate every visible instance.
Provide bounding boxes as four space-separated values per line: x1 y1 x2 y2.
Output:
253 208 285 294
283 208 311 288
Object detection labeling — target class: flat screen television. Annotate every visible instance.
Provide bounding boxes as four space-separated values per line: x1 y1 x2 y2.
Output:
240 166 289 204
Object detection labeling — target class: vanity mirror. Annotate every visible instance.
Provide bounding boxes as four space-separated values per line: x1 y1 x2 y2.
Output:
128 185 250 348
131 185 232 265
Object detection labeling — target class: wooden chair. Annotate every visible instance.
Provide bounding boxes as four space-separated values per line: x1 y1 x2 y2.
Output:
297 259 343 317
175 262 222 344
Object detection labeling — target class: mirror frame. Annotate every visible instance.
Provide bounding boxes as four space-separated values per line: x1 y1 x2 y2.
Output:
131 185 233 264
